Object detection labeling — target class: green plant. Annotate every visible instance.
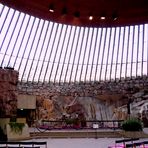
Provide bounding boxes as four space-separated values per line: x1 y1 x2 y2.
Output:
65 118 79 125
121 118 143 131
9 122 25 134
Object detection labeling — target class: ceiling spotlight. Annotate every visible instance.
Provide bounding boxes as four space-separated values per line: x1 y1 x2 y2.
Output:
112 12 118 21
100 12 106 20
49 4 54 13
89 15 93 20
100 16 106 20
74 11 80 18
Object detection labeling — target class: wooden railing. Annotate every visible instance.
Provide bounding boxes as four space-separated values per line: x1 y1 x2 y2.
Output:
36 119 124 130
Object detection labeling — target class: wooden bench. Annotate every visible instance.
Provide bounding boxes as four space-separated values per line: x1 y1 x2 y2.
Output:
126 141 148 148
0 141 47 148
108 138 139 148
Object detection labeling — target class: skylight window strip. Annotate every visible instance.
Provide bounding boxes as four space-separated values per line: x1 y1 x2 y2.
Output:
7 13 26 67
130 26 135 77
73 27 84 83
42 23 56 83
110 28 117 80
94 28 103 81
89 28 98 82
48 24 63 83
99 28 107 81
104 28 112 81
54 25 68 83
0 8 14 54
106 30 114 80
60 27 72 83
19 17 36 81
74 28 84 82
23 19 43 82
136 25 140 77
43 23 59 83
141 24 144 76
122 27 128 78
111 27 119 79
92 30 101 80
59 26 72 83
84 28 94 82
38 22 53 83
120 27 125 79
0 4 4 16
17 17 36 68
125 26 130 78
115 28 123 79
0 5 5 32
103 28 110 81
32 21 49 83
79 28 90 82
69 27 81 83
144 24 148 75
67 27 79 83
27 20 45 83
138 25 143 77
64 26 77 83
127 26 133 78
1 11 20 67
147 24 148 76
141 25 144 75
13 15 31 68
0 7 10 37
82 28 92 81
115 27 121 80
139 24 144 76
1 4 148 83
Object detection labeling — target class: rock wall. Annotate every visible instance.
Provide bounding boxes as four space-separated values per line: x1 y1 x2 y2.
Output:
0 67 148 125
18 76 148 123
0 68 19 117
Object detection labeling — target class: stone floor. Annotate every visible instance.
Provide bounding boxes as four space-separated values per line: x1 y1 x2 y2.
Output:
24 137 148 148
26 128 148 148
3 128 148 148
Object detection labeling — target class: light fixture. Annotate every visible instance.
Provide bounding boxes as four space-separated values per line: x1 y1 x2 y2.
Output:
112 12 118 21
100 12 106 20
89 15 93 20
100 16 106 20
49 4 54 13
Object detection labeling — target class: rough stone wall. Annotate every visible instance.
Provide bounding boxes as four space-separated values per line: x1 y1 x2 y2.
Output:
0 68 19 117
18 76 148 122
0 67 148 124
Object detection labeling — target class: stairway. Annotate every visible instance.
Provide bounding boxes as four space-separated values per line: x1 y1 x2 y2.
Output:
30 129 122 138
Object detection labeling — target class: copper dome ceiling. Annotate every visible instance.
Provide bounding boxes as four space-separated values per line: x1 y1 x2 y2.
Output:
1 0 148 27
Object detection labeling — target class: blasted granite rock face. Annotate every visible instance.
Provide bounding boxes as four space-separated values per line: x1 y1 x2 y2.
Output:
0 68 19 117
16 76 148 125
1 67 148 125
